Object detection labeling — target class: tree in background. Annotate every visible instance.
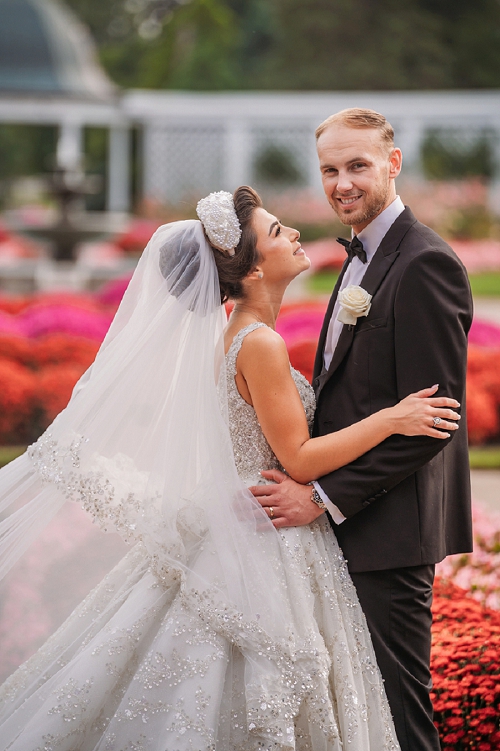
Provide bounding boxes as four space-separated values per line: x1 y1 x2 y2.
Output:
64 0 500 90
261 0 500 90
65 0 272 90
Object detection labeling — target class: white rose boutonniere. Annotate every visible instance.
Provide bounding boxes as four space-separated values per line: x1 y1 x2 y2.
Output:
337 285 372 326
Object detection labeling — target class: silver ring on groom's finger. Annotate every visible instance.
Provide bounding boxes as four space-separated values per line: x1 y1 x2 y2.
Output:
433 417 442 427
269 506 274 519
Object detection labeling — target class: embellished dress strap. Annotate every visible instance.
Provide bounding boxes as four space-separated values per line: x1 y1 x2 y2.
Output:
225 322 268 376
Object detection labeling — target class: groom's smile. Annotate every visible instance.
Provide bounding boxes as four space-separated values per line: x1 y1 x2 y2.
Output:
337 194 363 206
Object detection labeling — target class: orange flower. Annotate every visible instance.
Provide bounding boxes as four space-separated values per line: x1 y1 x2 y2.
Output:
36 364 87 425
0 359 37 442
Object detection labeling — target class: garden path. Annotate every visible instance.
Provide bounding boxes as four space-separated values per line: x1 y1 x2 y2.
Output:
470 470 500 513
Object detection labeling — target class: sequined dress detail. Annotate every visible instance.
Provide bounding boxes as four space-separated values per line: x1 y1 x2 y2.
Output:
0 323 399 751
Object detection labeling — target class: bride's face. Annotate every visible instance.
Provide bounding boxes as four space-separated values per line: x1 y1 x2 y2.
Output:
251 207 310 283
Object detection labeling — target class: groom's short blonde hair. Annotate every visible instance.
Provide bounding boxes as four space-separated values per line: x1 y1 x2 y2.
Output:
315 108 395 153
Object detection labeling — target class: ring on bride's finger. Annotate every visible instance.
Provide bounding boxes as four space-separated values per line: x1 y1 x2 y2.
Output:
269 506 274 519
433 417 442 427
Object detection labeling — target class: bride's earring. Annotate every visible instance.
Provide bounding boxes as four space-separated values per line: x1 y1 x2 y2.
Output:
258 272 263 279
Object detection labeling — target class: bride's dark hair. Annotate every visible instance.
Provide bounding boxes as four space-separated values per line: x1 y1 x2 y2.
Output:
210 185 263 303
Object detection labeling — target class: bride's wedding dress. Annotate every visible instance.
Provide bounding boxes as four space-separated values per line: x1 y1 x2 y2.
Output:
0 321 399 751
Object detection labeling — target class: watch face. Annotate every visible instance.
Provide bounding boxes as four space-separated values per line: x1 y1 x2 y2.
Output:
311 489 326 509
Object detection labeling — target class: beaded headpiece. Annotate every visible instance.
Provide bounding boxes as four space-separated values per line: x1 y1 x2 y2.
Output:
196 191 241 256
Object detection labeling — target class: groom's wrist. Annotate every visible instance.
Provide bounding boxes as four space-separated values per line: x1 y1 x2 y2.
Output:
312 482 347 524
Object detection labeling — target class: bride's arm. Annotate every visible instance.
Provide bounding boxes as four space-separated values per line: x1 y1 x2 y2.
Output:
237 328 460 485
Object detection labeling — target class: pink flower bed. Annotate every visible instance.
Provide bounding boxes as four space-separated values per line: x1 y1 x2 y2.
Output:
451 239 500 274
0 293 114 341
468 319 500 348
19 305 112 340
1 290 500 444
436 503 500 611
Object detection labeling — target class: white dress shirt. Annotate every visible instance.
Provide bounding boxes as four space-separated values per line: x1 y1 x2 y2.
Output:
314 196 405 523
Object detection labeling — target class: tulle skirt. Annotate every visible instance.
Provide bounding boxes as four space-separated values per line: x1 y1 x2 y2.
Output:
0 517 399 751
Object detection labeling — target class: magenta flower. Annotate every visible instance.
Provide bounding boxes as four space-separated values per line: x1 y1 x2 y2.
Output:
19 305 112 341
0 311 25 337
276 306 327 344
95 274 133 307
469 319 500 348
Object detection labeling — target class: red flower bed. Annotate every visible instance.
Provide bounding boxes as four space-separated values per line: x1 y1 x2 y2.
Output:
0 333 97 440
467 347 500 444
37 364 87 424
33 335 99 370
1 291 500 445
431 578 500 750
0 334 33 367
0 360 37 443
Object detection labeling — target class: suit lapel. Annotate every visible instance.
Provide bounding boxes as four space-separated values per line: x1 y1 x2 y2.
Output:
314 207 417 397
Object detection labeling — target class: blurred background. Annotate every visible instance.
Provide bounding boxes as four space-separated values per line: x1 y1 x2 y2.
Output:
1 0 500 448
0 1 500 710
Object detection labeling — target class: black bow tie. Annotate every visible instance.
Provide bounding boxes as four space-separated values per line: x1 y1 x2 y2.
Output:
336 236 367 264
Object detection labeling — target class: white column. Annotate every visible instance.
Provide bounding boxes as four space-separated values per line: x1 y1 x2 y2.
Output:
488 130 500 213
396 120 425 177
307 129 323 194
223 119 252 190
57 120 83 171
143 124 170 201
107 125 131 212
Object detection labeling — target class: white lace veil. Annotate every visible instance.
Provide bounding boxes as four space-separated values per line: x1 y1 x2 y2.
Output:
0 220 311 713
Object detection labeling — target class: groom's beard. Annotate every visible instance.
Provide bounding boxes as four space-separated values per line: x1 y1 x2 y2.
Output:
331 181 391 228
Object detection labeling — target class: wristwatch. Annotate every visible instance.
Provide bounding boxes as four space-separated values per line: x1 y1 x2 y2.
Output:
310 485 327 510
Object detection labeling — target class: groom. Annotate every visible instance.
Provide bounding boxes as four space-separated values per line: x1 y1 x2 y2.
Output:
251 108 473 751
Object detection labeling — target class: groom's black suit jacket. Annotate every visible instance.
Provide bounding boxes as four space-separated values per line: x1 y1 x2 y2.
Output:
313 207 473 573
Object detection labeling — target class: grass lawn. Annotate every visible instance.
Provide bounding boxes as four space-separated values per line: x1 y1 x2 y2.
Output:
308 271 500 298
468 273 500 297
0 445 25 467
468 446 500 469
307 271 339 296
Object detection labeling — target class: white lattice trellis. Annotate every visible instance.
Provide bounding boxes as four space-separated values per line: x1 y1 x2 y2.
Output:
144 124 224 203
250 126 314 189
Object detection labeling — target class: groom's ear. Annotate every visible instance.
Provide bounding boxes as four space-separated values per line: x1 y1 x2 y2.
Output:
389 148 403 179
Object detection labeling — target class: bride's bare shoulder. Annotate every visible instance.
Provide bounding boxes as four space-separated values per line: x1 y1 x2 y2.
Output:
236 325 289 372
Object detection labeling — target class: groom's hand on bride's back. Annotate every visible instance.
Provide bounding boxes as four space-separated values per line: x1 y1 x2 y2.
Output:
249 469 324 528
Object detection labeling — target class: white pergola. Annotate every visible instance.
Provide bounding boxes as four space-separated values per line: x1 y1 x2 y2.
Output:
0 94 130 212
122 89 500 206
1 88 500 212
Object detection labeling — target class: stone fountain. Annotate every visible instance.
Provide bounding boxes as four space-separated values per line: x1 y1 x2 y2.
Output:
10 164 127 263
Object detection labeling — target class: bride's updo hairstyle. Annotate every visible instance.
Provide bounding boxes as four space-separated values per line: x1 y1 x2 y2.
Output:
210 186 263 303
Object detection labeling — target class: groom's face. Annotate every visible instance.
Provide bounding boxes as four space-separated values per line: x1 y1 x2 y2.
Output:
317 125 401 233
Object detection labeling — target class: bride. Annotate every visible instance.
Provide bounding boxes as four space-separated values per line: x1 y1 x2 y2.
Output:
0 187 459 750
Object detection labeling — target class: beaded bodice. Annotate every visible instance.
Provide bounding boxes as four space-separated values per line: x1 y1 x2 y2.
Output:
225 322 316 486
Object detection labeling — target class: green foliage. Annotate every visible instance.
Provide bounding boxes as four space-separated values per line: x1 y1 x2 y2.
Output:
254 145 303 186
0 125 57 178
64 0 270 90
83 128 108 211
445 207 496 241
134 0 241 90
61 0 500 91
422 131 495 181
260 0 500 90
